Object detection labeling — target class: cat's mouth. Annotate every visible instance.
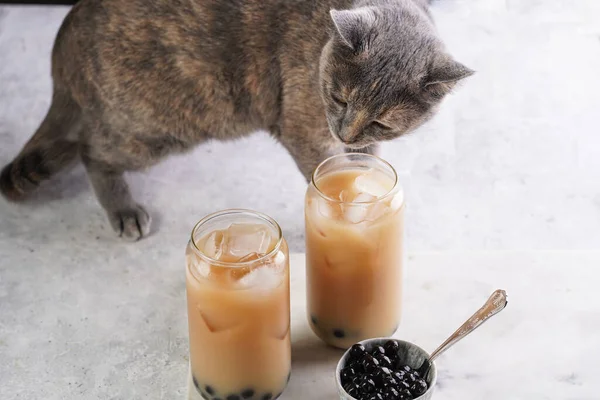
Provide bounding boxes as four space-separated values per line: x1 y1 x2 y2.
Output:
343 140 373 150
332 131 373 150
334 131 374 150
326 118 373 150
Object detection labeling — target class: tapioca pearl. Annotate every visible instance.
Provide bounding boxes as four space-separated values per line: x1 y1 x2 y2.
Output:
358 376 377 394
343 382 360 398
241 389 254 398
310 315 318 325
362 354 380 374
383 340 399 355
333 328 345 338
410 380 428 397
378 355 393 368
205 385 215 396
392 370 406 383
398 388 413 400
261 393 272 400
406 372 418 383
340 366 358 385
372 345 386 359
226 395 240 400
349 343 367 361
383 386 400 399
384 376 398 388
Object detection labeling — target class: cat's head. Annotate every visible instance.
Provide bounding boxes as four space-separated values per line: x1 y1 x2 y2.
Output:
319 6 474 149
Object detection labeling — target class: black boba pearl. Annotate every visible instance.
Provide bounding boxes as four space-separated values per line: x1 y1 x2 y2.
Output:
311 315 318 325
398 389 413 400
379 355 393 368
384 376 398 388
368 394 385 400
347 358 365 375
343 382 360 398
373 367 391 386
359 376 377 394
398 380 411 391
206 385 215 395
392 370 406 382
362 354 380 373
372 345 386 358
384 340 400 355
214 398 223 400
350 343 367 360
227 395 240 400
261 394 272 400
410 380 428 397
341 366 358 384
241 389 255 398
406 373 418 383
383 386 400 400
333 329 346 338
399 365 412 373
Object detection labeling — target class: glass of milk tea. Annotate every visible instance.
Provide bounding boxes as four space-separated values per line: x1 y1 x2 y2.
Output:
186 209 291 400
305 153 404 349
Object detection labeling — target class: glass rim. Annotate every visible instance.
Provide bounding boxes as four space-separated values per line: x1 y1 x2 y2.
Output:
189 208 284 268
310 153 400 204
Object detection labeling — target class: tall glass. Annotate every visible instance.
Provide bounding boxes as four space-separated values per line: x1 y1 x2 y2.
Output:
305 153 404 349
186 209 291 400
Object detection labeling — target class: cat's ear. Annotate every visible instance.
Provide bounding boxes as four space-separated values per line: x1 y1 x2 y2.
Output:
330 8 376 52
424 57 474 97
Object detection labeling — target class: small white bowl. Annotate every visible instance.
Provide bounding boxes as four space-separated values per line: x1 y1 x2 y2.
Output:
335 338 437 400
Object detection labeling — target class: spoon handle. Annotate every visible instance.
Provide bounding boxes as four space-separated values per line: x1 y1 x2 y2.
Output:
428 289 508 363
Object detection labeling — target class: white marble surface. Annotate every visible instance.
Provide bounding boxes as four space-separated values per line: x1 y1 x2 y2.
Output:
3 251 599 400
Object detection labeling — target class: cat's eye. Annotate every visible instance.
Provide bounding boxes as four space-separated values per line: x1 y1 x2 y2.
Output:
372 121 392 131
332 95 347 107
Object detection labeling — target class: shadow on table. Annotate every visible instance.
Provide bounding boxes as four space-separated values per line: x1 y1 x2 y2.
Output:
288 326 345 399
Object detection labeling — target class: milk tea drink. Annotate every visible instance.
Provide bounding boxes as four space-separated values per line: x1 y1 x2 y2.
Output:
305 154 404 349
186 210 291 400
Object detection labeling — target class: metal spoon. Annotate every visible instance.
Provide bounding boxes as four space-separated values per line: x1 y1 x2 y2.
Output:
417 289 508 378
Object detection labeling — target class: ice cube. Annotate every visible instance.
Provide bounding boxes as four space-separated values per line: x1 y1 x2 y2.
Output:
315 197 334 219
223 223 272 259
197 305 241 333
186 252 211 278
353 169 394 198
203 230 226 260
389 190 405 211
342 193 376 224
339 189 352 203
307 197 333 237
237 266 282 291
365 202 389 221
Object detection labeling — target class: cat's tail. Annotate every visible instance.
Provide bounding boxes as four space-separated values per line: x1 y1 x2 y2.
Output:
1 89 81 201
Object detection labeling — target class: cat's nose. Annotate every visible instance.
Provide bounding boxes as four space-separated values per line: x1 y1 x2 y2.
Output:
339 109 369 143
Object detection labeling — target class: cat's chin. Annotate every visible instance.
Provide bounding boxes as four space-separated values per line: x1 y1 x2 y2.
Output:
344 142 375 150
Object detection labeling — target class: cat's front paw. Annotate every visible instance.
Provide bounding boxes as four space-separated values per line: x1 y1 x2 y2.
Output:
108 204 151 241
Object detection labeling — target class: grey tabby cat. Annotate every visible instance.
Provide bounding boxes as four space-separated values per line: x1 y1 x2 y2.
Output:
0 0 472 240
